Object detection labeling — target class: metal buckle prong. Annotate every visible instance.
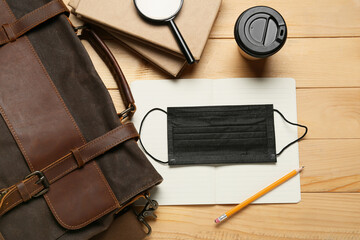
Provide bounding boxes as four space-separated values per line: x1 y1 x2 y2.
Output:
24 171 50 197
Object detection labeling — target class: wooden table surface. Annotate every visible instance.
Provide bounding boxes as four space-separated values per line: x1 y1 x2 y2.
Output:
67 0 360 239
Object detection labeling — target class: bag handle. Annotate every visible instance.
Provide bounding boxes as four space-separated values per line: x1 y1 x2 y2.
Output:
78 27 136 120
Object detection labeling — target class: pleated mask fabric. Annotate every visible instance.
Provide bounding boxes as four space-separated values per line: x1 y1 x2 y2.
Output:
166 105 277 165
139 104 308 166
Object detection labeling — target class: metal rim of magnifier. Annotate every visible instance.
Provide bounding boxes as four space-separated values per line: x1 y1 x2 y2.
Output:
133 0 184 23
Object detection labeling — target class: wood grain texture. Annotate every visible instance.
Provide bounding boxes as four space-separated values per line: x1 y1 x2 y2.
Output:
65 0 360 39
211 0 360 38
83 38 360 88
297 88 360 139
300 139 360 193
146 193 360 240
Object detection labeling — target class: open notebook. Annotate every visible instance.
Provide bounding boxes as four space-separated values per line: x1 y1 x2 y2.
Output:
131 78 301 205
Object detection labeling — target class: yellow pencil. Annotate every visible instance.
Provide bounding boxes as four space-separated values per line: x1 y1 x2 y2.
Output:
214 166 304 223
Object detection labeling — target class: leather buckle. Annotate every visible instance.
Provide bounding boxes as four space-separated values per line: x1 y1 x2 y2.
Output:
24 171 50 197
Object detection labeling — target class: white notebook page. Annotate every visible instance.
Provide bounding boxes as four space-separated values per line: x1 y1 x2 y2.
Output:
131 78 301 205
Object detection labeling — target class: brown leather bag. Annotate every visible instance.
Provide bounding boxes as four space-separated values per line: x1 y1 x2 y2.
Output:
0 0 162 239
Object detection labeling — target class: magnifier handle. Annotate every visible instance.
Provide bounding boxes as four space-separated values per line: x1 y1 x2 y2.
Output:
168 19 195 64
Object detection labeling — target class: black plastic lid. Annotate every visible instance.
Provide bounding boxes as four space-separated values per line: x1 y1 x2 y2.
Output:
234 6 287 58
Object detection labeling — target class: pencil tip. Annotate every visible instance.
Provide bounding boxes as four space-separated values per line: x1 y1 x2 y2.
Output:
298 166 305 173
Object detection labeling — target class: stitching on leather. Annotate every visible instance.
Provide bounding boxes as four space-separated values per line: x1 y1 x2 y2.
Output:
2 199 22 215
23 31 105 228
44 125 133 179
13 0 58 24
119 176 163 204
45 128 137 184
0 106 34 171
92 161 119 206
29 186 44 196
50 165 77 184
0 31 7 43
78 124 126 151
0 188 15 212
1 0 16 19
0 4 126 226
23 37 87 145
14 7 66 38
10 0 63 31
84 133 139 162
71 148 84 168
44 188 117 230
7 24 14 41
41 161 120 229
16 183 31 202
0 1 67 44
45 153 72 173
0 2 108 223
1 180 43 215
2 24 14 42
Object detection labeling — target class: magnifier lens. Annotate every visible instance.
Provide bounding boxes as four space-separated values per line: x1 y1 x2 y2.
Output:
134 0 183 21
134 0 195 64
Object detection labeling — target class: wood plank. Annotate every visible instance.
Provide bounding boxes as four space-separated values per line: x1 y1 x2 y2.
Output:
84 38 360 88
297 88 360 139
146 193 360 240
211 0 360 38
64 0 360 38
300 139 360 193
109 88 360 139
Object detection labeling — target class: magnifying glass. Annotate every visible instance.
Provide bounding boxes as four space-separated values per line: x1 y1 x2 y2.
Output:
134 0 195 64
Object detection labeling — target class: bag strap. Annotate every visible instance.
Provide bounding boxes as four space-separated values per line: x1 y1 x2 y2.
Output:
0 0 69 46
0 123 139 217
79 27 136 120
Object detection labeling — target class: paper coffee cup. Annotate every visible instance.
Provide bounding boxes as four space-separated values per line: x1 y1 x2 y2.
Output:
234 6 287 60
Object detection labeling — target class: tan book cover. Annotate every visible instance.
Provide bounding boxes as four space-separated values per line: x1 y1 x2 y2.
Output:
109 31 187 77
87 23 187 77
69 0 221 61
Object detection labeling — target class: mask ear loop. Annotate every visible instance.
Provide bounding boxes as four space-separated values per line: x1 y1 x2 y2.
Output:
139 108 169 164
274 109 308 156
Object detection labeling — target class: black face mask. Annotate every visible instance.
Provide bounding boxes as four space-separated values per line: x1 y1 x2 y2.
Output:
139 105 308 165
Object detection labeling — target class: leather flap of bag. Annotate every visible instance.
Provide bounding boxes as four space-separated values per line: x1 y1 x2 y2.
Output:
0 0 163 233
0 0 119 230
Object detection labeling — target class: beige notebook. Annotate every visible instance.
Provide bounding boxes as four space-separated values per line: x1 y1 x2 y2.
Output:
102 26 187 77
69 0 221 61
110 33 187 77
